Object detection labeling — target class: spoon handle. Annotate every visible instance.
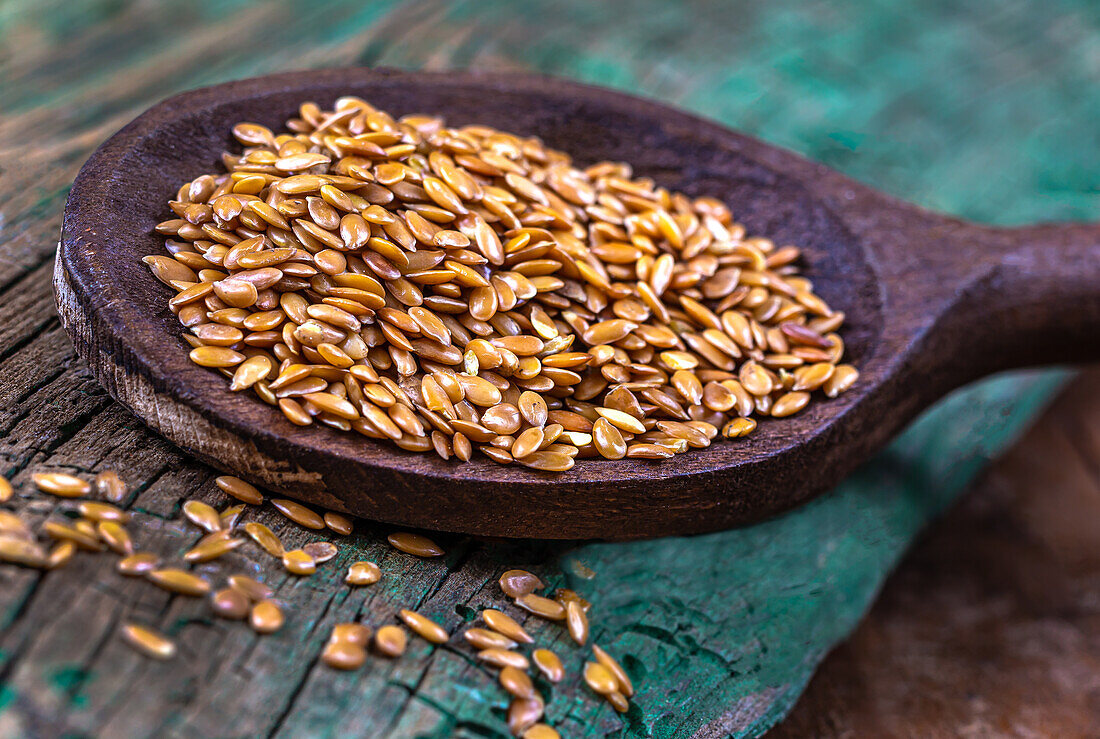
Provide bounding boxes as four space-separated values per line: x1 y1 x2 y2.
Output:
949 221 1100 376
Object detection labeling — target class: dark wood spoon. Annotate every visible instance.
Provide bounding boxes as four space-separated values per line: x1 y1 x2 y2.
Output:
55 68 1100 539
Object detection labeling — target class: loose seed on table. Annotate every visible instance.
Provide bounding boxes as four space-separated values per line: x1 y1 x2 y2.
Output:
565 600 589 645
593 644 635 697
282 549 316 576
387 532 444 557
345 561 381 586
182 500 222 533
322 639 366 670
33 472 91 498
499 569 544 599
148 568 211 597
250 600 285 634
522 725 560 739
374 625 407 657
607 690 630 713
532 649 565 682
583 661 618 695
499 666 535 700
482 609 533 644
184 534 244 563
215 475 264 505
515 593 566 621
399 609 448 644
330 623 372 647
477 648 530 670
464 627 517 650
270 499 325 530
0 477 11 503
323 511 353 536
96 521 134 556
508 696 545 736
0 537 46 567
228 574 272 601
117 552 160 576
45 541 76 569
243 522 284 557
121 623 176 660
78 501 130 523
302 541 338 564
94 470 126 503
211 587 251 619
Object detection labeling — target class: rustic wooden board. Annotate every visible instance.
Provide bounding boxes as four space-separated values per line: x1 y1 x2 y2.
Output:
1 1 1095 736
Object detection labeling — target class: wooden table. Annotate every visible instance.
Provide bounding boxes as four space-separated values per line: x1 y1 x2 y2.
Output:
2 2 1097 737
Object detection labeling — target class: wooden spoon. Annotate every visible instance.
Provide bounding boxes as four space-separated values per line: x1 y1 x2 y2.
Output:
55 69 1100 539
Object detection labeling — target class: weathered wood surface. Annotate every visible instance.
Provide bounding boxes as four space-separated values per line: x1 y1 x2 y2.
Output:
1 1 1096 737
775 369 1100 737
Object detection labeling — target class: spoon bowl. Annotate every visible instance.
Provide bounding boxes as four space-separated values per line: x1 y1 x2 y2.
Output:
56 68 1100 539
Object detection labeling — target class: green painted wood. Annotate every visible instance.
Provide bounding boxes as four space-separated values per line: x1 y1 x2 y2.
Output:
0 1 1094 736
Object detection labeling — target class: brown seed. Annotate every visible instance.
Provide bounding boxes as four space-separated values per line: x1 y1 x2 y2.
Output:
271 499 325 530
0 477 12 503
345 560 382 586
118 552 160 576
45 541 76 569
97 521 134 556
121 623 176 660
607 690 630 712
499 569 544 599
243 522 284 557
374 625 407 657
464 627 518 650
215 475 264 505
0 536 47 567
387 532 444 557
508 696 545 736
211 587 251 619
593 644 634 697
250 600 285 634
482 609 534 644
522 724 560 739
44 521 102 550
515 593 566 621
477 647 530 670
282 549 316 576
331 622 372 647
583 661 618 695
303 541 338 564
500 666 536 699
182 500 223 533
33 472 91 498
323 511 354 536
148 568 211 597
771 391 810 417
322 639 367 670
184 534 244 563
78 501 130 523
228 574 273 601
399 609 449 644
220 504 246 529
722 417 757 438
532 648 565 682
565 599 589 645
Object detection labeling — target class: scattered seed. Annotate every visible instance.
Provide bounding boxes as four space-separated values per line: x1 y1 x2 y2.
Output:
95 470 126 503
345 560 381 586
243 522 284 557
374 625 407 657
515 593 566 621
250 600 284 634
33 472 91 498
508 695 545 736
211 587 251 619
271 499 325 529
399 609 448 644
478 647 530 670
45 541 76 569
184 534 244 563
215 475 264 505
97 521 134 556
583 661 618 695
78 501 130 523
0 477 12 503
482 609 533 644
500 666 535 699
464 627 517 650
0 536 46 567
121 623 176 660
499 569 544 599
282 549 316 576
182 500 222 533
331 623 372 646
118 552 160 576
532 648 565 682
323 511 353 536
522 724 560 739
228 574 272 601
565 600 589 645
303 541 338 564
322 639 367 670
387 532 444 557
593 644 634 697
607 690 630 713
148 568 212 597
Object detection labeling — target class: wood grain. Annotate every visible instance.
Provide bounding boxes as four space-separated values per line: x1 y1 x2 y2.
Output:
1 1 1097 737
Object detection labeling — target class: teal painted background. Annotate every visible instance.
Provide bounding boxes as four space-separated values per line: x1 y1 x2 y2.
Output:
1 0 1096 736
